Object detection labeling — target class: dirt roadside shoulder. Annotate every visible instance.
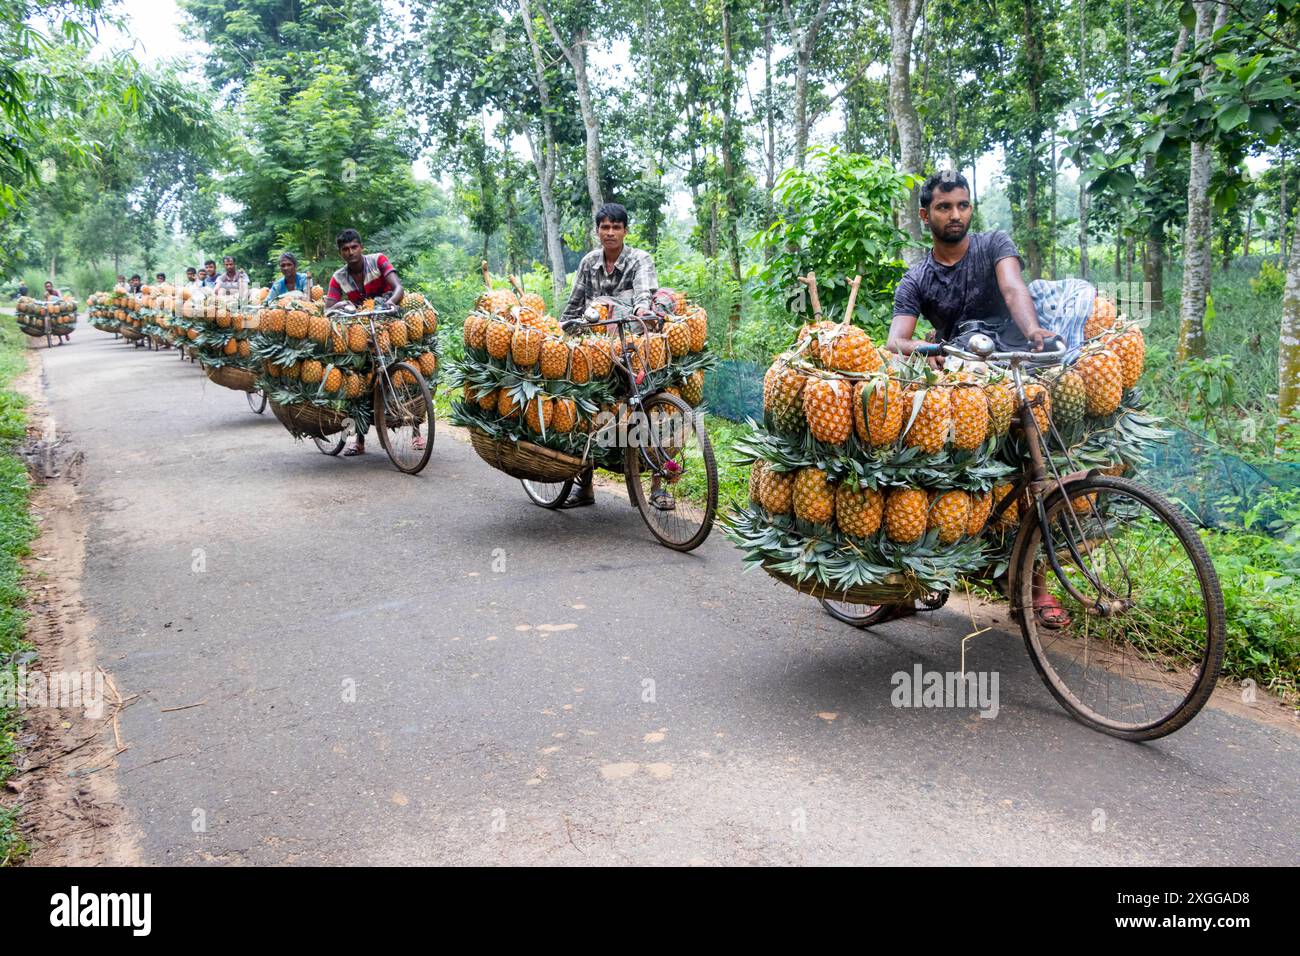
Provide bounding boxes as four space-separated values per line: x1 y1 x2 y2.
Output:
6 348 142 865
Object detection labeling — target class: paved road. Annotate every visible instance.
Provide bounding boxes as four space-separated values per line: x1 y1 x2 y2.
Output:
39 331 1300 865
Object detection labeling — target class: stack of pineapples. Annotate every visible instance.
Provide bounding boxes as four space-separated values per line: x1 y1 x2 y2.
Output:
15 295 77 337
726 293 1158 598
251 290 440 434
86 292 121 333
450 282 713 464
183 289 261 370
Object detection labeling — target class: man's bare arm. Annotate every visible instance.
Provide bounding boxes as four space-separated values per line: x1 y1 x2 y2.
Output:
886 314 922 355
995 258 1048 350
384 271 405 306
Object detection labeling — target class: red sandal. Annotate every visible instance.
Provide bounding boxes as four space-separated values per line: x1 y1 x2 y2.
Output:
1033 592 1072 630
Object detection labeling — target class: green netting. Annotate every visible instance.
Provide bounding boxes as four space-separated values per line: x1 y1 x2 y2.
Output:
705 358 1300 535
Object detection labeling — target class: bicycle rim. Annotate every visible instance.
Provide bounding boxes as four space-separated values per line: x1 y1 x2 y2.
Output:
1015 475 1225 740
819 598 892 628
624 393 716 551
375 362 434 474
522 479 574 508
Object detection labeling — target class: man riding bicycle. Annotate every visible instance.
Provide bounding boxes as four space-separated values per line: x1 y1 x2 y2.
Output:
323 228 407 457
559 202 672 510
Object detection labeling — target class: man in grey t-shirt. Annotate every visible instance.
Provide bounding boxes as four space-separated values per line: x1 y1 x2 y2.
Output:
888 171 1051 357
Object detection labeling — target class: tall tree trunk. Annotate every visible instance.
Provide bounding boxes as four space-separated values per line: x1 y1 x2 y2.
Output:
1022 0 1044 279
1077 0 1089 279
721 0 743 325
519 0 568 306
1177 1 1218 361
783 0 833 169
887 0 924 263
1281 147 1289 267
537 3 604 232
1050 133 1057 279
1277 203 1300 453
763 14 776 263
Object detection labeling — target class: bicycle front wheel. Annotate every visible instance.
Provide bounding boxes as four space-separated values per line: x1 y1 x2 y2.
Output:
522 479 574 508
624 392 716 552
375 362 434 474
247 388 268 415
1013 474 1225 740
819 598 893 629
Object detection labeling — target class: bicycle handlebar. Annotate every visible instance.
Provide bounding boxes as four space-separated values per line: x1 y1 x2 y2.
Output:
913 334 1067 366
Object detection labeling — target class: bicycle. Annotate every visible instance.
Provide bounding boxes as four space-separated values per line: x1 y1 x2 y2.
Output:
821 333 1225 741
307 303 436 474
518 307 719 552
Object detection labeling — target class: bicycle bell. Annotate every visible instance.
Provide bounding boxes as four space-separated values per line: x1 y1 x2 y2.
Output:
966 333 995 357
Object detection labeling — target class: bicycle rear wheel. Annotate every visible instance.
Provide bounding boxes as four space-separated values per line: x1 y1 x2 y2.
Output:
623 392 717 552
1013 474 1225 740
819 599 892 628
375 362 434 474
247 388 268 415
522 479 574 508
313 433 345 456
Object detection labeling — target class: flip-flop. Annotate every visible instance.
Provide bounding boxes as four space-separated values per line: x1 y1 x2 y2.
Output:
343 444 365 457
649 490 677 512
1033 593 1072 630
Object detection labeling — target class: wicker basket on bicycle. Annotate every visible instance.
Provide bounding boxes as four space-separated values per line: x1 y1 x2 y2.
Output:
204 364 259 392
269 400 350 439
761 564 933 605
468 428 587 482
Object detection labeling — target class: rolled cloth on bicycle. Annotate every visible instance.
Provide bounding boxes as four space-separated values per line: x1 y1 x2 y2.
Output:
949 277 1096 352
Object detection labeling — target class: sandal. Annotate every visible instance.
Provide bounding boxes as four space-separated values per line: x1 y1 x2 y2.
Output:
412 436 426 450
649 489 677 512
1033 592 1072 630
343 443 365 457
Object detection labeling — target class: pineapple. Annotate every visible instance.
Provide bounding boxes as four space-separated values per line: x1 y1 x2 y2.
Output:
477 387 498 411
324 367 344 395
884 488 929 544
792 467 836 526
301 360 324 384
928 490 971 545
477 288 518 316
835 484 884 538
329 323 347 354
417 352 437 377
985 379 1015 436
512 325 543 368
854 378 904 447
285 308 309 340
497 388 520 419
966 488 994 536
768 364 808 434
539 338 568 379
1085 294 1118 339
1071 491 1098 514
686 307 708 352
423 309 439 337
758 467 796 515
347 322 369 353
1046 368 1087 427
552 397 577 434
403 291 427 309
404 311 423 343
749 460 767 505
464 313 489 350
1021 381 1053 434
797 320 839 364
682 370 705 406
665 319 691 357
307 315 330 344
823 326 883 374
310 285 324 302
1104 326 1146 389
569 342 593 384
1075 348 1124 416
238 339 251 359
902 385 952 454
524 394 554 432
387 318 408 349
223 339 238 356
520 292 546 314
485 317 514 360
992 482 1019 530
344 373 364 399
802 377 853 445
949 383 990 451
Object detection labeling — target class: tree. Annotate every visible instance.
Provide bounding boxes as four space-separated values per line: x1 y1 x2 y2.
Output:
886 0 925 261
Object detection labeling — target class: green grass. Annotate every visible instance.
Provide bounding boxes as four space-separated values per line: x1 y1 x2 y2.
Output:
0 319 36 866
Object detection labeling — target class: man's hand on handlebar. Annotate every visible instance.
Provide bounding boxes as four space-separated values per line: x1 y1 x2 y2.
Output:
1026 326 1053 352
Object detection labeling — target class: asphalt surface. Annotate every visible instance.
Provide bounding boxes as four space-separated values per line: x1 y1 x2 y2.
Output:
39 331 1300 865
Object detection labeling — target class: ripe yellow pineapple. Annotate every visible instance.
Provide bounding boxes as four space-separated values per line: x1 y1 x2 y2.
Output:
884 488 929 544
984 379 1015 435
344 373 364 399
536 338 566 379
306 315 329 343
512 325 543 368
552 397 577 434
1085 294 1118 339
966 488 993 536
1075 348 1124 416
477 288 518 316
749 460 767 505
387 318 408 349
347 322 369 353
768 363 808 433
797 320 839 364
793 467 836 526
681 370 705 406
758 467 796 515
949 383 990 450
237 339 251 358
422 309 439 336
477 387 498 411
524 394 554 432
1103 326 1145 389
417 352 437 377
1021 381 1053 434
803 377 853 445
223 339 238 356
854 378 904 446
569 342 592 384
903 385 952 454
928 490 971 545
311 285 324 302
324 367 343 394
497 388 520 419
836 484 884 538
686 307 708 351
823 326 884 374
992 482 1019 530
404 311 423 343
464 312 489 350
665 319 691 357
485 317 514 360
285 307 309 339
301 360 324 384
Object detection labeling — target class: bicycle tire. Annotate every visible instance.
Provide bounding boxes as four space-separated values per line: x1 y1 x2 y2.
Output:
522 479 574 508
374 361 434 475
313 433 346 456
819 598 893 628
623 392 717 552
1013 474 1226 741
247 388 268 415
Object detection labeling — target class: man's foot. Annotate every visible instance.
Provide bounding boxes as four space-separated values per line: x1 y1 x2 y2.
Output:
649 489 676 511
412 435 426 450
343 441 366 457
1033 592 1072 629
558 485 595 509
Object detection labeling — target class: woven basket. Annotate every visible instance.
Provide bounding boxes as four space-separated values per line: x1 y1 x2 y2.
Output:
17 324 44 338
761 563 931 606
119 327 144 341
270 400 350 440
469 428 586 482
204 364 258 393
